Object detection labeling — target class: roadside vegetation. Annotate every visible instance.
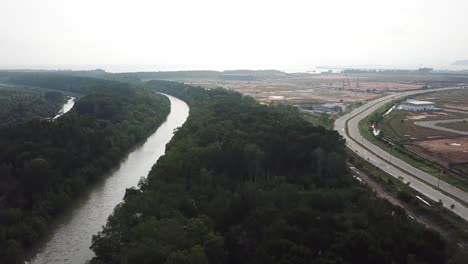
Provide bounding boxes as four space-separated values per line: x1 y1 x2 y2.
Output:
439 120 468 132
301 112 335 129
0 74 171 263
347 149 468 263
300 101 365 130
91 84 449 264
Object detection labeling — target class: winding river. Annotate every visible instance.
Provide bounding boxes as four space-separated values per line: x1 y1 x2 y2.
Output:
53 96 77 119
28 94 189 264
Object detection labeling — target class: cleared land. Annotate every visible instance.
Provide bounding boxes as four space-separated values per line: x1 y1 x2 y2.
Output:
154 72 460 105
181 75 380 104
407 137 468 167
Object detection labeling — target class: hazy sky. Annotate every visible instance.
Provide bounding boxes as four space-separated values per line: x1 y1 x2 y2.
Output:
1 0 467 71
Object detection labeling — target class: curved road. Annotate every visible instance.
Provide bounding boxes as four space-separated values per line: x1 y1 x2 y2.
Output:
415 117 468 136
335 87 468 221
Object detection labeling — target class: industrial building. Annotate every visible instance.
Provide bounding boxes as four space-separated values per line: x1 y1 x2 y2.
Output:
299 102 344 114
397 99 436 112
315 103 343 112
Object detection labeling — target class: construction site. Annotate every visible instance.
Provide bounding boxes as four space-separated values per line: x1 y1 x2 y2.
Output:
381 89 468 175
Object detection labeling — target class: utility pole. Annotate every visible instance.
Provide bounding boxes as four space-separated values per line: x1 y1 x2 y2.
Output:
437 171 443 190
345 73 352 90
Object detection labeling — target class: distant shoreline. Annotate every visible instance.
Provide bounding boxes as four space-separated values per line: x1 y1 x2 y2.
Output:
1 64 468 74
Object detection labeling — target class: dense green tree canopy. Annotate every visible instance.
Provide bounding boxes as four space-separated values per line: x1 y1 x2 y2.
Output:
0 84 65 127
91 83 446 264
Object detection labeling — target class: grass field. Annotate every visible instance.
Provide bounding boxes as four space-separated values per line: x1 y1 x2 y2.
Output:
439 120 468 132
379 110 461 143
378 94 468 140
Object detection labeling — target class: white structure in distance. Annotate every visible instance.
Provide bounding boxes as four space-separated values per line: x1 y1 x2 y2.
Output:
397 99 437 112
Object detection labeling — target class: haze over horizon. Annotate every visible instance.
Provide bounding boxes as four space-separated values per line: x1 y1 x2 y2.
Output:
2 0 468 71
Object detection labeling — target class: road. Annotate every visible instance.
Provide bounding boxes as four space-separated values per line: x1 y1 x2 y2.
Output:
335 87 468 221
415 117 468 136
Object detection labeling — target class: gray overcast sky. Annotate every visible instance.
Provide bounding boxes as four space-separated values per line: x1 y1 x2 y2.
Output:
1 0 467 71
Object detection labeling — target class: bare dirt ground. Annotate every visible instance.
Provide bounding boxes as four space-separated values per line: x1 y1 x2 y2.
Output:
184 77 377 104
181 73 427 104
407 137 468 167
165 72 468 105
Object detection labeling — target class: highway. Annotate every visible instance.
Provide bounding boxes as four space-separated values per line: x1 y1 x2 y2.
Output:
335 87 468 221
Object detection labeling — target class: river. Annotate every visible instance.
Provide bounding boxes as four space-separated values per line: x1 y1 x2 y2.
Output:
28 94 190 264
53 96 76 119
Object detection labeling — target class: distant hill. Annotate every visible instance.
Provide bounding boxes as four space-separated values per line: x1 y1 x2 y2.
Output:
452 60 468 66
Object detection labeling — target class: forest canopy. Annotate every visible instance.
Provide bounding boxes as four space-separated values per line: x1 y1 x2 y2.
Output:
0 84 65 127
91 82 446 264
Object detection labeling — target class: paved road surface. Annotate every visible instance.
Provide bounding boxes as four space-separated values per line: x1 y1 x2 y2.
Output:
415 117 468 136
335 87 468 221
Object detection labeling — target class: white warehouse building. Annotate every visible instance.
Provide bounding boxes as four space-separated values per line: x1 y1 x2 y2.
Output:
397 99 437 112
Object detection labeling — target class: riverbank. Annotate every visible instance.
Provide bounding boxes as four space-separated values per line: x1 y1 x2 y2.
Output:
28 94 189 264
0 80 171 263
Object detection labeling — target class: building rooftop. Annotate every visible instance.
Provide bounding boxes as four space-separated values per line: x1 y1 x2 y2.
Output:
406 99 435 105
322 103 341 108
